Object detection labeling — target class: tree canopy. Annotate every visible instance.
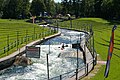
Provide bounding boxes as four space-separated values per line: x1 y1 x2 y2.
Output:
2 0 30 19
61 0 120 20
0 0 120 20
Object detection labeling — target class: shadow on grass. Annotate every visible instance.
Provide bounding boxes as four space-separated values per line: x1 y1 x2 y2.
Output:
101 38 120 46
95 41 120 50
113 53 120 59
107 20 120 25
116 35 120 38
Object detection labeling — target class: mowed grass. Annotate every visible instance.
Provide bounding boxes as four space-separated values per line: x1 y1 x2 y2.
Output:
58 18 120 80
0 19 54 58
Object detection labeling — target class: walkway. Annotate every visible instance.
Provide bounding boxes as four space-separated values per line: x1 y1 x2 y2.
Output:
67 36 94 80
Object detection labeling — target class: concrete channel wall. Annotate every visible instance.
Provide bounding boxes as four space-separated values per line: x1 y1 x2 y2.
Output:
0 32 61 70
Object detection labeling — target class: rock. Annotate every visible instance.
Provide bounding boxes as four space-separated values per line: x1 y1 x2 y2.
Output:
14 56 33 67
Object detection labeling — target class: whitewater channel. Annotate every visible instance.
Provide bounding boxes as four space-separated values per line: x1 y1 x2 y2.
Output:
0 29 86 80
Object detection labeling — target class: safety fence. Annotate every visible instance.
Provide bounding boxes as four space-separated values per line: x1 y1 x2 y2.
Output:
44 18 97 80
49 58 93 80
0 28 57 56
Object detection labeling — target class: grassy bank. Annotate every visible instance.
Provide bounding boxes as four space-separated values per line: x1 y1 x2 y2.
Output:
58 18 120 80
0 19 55 58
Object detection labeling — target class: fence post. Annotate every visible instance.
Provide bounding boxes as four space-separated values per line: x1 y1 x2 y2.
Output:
83 44 86 64
7 35 9 52
4 47 6 53
69 35 71 47
60 75 62 80
11 43 13 49
36 34 37 39
21 37 23 44
47 54 49 80
86 63 89 76
26 30 28 45
17 31 19 50
39 33 40 38
77 41 79 69
34 27 35 40
79 33 81 45
76 69 78 80
14 41 16 47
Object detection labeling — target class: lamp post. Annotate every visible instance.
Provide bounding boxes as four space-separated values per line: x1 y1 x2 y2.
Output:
67 14 72 29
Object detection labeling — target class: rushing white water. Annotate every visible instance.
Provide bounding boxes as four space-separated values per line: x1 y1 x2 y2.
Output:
0 29 85 80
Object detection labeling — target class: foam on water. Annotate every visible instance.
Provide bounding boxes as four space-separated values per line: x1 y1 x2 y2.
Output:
0 29 85 80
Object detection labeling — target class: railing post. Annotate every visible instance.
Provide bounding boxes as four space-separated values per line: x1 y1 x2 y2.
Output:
47 54 49 80
34 27 35 40
76 68 78 80
77 41 79 69
83 44 86 64
7 35 9 52
21 37 23 44
17 31 19 50
60 75 62 80
26 30 28 45
86 63 89 76
4 47 6 53
92 32 95 70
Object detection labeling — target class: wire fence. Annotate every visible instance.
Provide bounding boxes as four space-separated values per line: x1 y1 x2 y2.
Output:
0 28 57 56
45 18 97 80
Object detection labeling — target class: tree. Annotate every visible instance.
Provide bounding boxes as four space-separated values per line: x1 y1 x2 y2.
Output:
2 0 18 18
0 0 6 17
49 0 56 15
61 0 68 15
101 0 114 19
2 0 30 19
94 0 102 17
30 0 46 16
55 2 62 14
113 0 120 20
21 0 30 19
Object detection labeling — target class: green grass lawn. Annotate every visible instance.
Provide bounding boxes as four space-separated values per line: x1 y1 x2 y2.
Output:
58 18 120 80
0 19 55 58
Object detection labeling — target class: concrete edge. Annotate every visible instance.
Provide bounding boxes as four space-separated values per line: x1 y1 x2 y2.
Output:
0 32 61 70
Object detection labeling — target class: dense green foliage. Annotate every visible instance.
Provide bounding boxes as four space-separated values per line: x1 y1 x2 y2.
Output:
58 18 120 80
0 0 56 19
61 0 120 20
30 0 46 16
2 0 30 19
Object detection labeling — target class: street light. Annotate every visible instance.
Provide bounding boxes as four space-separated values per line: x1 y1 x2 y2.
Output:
67 14 72 28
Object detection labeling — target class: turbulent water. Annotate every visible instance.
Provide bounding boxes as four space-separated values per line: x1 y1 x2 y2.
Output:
0 29 85 80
